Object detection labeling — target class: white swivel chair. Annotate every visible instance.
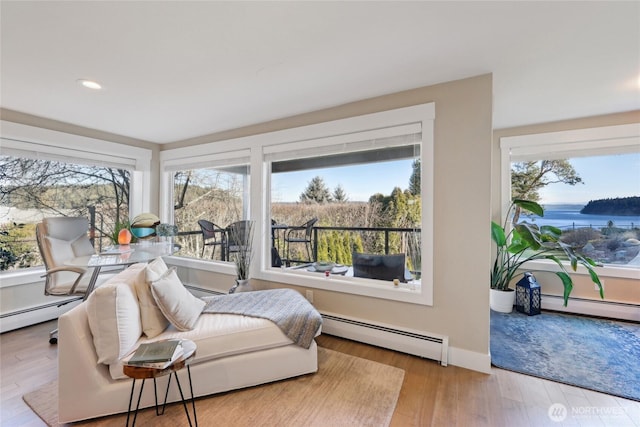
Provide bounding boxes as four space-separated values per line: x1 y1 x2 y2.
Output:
36 217 107 344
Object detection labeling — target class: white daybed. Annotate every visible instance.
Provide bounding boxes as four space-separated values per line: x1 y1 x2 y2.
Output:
57 262 321 423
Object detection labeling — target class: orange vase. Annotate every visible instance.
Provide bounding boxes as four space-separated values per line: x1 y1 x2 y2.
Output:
118 229 132 245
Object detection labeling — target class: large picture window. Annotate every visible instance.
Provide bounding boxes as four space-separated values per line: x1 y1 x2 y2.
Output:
0 121 152 277
501 123 640 276
266 131 422 284
0 155 131 270
160 103 434 305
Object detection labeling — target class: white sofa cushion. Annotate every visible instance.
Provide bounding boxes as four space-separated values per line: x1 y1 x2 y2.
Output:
109 312 293 379
133 257 170 338
86 264 145 364
150 267 205 331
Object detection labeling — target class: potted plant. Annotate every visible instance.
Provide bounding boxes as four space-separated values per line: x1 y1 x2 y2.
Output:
109 219 134 245
490 199 603 312
228 220 255 293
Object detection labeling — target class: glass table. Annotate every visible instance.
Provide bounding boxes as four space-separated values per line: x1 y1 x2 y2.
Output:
66 242 177 299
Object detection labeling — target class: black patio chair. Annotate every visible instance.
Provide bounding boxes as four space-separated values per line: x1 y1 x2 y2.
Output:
284 217 318 265
197 219 226 259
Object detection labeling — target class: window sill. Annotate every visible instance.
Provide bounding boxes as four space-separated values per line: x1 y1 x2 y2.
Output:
166 256 237 276
155 256 433 305
0 267 45 288
522 259 640 280
257 268 431 306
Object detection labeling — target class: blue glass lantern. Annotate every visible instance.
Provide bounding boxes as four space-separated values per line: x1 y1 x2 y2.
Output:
515 272 541 316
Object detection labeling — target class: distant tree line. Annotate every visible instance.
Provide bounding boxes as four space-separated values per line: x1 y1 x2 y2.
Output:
291 160 422 268
580 196 640 216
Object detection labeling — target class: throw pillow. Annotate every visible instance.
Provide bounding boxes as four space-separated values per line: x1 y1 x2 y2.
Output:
150 267 205 331
86 278 142 365
132 258 170 338
146 256 168 281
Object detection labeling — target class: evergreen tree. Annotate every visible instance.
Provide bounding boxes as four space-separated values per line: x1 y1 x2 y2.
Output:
409 159 421 196
299 176 332 204
332 184 348 202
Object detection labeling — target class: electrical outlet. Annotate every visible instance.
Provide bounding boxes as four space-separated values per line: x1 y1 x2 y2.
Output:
595 280 604 292
306 290 314 303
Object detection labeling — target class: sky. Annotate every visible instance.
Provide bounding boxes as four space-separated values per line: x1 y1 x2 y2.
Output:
538 153 640 205
270 152 640 205
271 159 414 203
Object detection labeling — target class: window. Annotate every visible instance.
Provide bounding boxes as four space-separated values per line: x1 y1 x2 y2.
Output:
501 123 640 276
0 120 152 276
268 133 422 280
169 164 250 260
0 155 131 270
159 148 251 266
160 103 434 305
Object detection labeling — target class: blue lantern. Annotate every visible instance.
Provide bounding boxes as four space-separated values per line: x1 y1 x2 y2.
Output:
515 272 541 316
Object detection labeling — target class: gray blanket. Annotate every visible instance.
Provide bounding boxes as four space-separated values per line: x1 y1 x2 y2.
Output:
202 289 322 349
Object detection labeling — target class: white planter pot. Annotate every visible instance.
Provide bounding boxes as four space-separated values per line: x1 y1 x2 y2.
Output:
490 288 515 313
229 279 252 293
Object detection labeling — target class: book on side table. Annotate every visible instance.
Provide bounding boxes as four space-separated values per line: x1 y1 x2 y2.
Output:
123 339 184 369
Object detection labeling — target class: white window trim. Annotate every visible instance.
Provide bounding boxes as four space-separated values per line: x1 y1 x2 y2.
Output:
160 103 435 306
500 123 640 280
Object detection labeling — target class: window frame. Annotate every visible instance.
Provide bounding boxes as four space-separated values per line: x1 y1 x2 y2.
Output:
0 120 153 284
500 123 640 280
160 103 435 305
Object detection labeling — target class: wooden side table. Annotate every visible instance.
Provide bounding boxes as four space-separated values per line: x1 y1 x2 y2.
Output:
123 340 197 427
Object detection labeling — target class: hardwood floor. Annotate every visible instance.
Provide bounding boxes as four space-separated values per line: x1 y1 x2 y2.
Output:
1 320 639 426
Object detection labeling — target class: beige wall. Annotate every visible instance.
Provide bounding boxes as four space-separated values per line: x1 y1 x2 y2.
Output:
169 74 495 363
492 110 640 307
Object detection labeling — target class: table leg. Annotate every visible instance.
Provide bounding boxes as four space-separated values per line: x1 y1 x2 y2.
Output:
82 266 102 300
158 373 172 415
173 367 197 427
187 366 198 427
126 378 146 427
126 367 196 427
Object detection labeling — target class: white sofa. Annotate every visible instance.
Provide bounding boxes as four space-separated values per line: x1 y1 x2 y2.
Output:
57 262 320 423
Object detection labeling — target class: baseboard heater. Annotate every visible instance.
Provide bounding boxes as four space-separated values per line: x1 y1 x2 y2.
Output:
320 311 448 366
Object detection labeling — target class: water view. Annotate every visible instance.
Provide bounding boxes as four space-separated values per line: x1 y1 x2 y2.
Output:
524 204 640 230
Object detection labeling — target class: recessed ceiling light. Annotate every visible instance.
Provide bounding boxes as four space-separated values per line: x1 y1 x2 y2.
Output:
77 79 102 90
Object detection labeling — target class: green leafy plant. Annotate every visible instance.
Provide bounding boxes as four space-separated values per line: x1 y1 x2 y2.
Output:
491 199 603 306
109 219 135 244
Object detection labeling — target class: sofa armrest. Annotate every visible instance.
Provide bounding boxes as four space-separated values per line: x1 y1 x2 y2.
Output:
58 302 114 420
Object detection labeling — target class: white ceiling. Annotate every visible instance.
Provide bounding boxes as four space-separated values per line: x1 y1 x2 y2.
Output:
1 1 638 144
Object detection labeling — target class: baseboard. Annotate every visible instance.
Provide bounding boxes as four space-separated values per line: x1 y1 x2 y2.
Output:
448 347 492 374
542 295 640 322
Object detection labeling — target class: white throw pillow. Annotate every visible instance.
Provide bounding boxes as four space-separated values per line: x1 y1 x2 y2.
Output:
132 258 170 338
150 267 204 331
145 256 168 281
86 265 145 365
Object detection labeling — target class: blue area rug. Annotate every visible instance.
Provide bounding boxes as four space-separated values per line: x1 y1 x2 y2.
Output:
490 310 640 401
